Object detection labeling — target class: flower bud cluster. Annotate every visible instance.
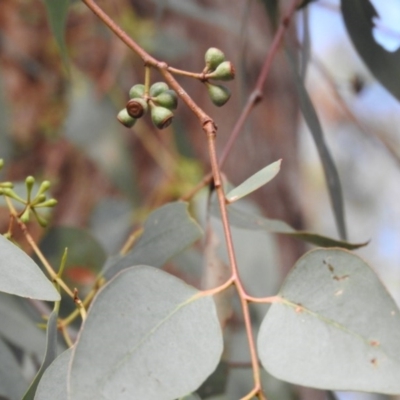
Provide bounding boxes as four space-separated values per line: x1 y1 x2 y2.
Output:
203 47 235 107
117 82 178 130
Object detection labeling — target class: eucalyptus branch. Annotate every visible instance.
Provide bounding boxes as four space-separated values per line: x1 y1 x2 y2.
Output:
81 0 301 397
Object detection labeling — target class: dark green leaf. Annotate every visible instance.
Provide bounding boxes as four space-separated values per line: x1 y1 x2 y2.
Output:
0 235 60 301
69 266 223 399
103 202 203 280
341 0 400 102
258 248 400 393
34 348 71 400
287 50 347 240
43 0 70 68
23 308 59 400
226 160 281 203
0 336 28 400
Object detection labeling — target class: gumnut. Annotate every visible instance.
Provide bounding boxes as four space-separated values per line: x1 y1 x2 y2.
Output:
205 82 231 107
20 208 30 223
206 61 235 81
117 108 136 128
153 90 178 110
150 105 174 129
126 98 148 118
149 82 169 97
204 47 225 71
129 84 145 99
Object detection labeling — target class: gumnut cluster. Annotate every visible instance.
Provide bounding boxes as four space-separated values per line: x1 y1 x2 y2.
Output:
203 47 235 107
117 82 178 130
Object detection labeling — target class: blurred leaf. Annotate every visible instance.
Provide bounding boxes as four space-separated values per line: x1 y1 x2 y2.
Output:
103 202 203 280
226 160 281 203
297 0 318 10
89 198 132 254
258 248 400 393
288 50 347 240
215 205 366 250
39 227 107 288
0 293 46 357
197 361 229 399
23 308 58 400
0 235 60 301
259 0 279 29
341 0 400 102
0 336 28 400
43 0 70 68
69 266 223 399
34 348 71 400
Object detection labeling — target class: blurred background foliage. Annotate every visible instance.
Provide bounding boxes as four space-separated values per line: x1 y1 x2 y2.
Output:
0 0 400 399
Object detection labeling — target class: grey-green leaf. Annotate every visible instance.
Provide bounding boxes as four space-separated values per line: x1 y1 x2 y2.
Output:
288 50 347 240
103 202 203 280
68 266 223 400
0 235 60 301
23 308 59 400
341 0 400 102
258 248 400 393
44 0 70 68
226 160 281 203
0 336 28 400
225 205 366 250
34 348 71 400
0 292 46 356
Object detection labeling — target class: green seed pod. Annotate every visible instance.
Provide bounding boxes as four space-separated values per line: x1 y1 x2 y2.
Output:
35 198 58 208
205 82 231 107
20 208 30 223
129 84 145 99
154 90 178 110
205 47 225 71
150 105 174 130
117 108 137 128
32 209 48 227
149 82 169 97
126 98 148 118
37 180 51 196
32 194 47 206
206 61 235 81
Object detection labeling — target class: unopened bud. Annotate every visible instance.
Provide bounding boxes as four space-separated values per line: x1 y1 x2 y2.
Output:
205 82 231 107
126 98 148 118
117 108 137 128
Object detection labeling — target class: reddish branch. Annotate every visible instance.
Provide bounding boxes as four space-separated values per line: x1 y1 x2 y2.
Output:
80 0 300 397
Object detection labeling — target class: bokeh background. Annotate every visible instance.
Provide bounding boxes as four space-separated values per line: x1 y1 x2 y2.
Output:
0 0 400 399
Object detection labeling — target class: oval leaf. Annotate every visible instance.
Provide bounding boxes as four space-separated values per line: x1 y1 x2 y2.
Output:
258 248 400 393
103 202 203 280
0 292 46 356
68 266 223 400
35 348 72 400
226 160 281 203
341 0 400 102
0 235 60 301
0 336 28 399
